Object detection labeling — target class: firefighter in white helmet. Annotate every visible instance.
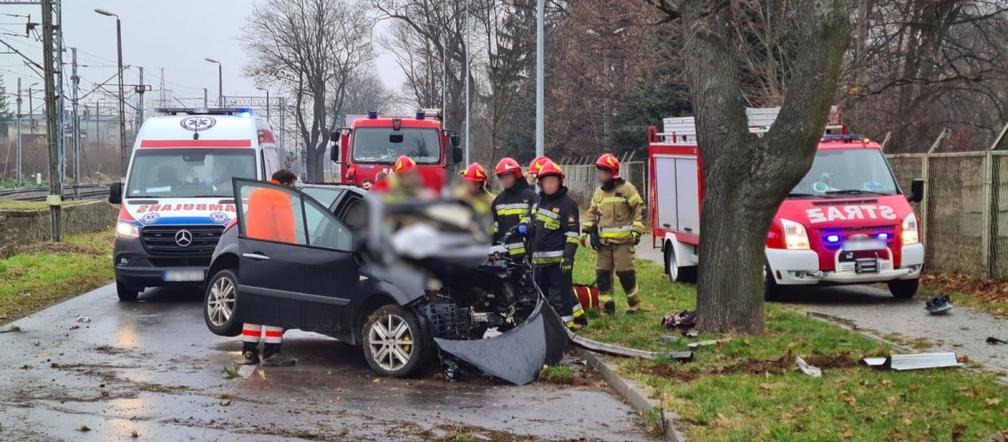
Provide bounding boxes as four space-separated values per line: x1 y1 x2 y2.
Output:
582 153 646 315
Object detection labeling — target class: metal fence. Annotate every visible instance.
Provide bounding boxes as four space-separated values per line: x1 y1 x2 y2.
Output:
886 150 1008 279
558 161 647 206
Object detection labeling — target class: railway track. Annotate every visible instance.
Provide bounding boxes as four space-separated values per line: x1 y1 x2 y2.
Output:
0 184 111 202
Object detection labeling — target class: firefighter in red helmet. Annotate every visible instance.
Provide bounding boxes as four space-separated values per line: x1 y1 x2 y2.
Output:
490 157 538 257
527 156 551 185
582 153 646 314
531 160 587 330
454 162 496 234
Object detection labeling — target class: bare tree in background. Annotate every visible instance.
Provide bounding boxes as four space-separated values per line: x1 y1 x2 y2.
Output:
243 0 373 182
342 70 398 116
646 1 850 334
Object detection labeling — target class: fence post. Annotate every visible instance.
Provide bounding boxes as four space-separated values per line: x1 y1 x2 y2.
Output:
920 129 946 250
981 122 1007 277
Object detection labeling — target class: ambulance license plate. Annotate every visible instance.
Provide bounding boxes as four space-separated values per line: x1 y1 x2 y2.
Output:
163 270 204 282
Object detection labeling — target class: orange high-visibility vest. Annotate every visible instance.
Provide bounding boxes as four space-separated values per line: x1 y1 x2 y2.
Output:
246 181 296 243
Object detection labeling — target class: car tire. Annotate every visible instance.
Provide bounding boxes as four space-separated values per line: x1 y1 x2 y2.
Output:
763 265 782 301
665 243 697 283
888 278 919 299
204 269 242 337
362 304 430 378
116 280 140 302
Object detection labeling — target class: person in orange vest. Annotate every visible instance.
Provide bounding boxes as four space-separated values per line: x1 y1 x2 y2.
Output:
240 170 298 366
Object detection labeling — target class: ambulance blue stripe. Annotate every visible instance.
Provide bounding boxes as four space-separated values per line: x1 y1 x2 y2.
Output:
144 217 228 226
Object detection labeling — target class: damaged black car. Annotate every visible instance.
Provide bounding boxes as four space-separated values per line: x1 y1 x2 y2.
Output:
203 178 568 384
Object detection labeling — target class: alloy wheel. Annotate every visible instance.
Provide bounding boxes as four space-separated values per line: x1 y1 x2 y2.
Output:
207 276 236 327
368 313 414 372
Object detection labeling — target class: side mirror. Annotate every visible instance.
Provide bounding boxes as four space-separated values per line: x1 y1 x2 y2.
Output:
108 182 122 204
450 134 460 149
330 130 341 163
452 146 463 164
907 178 924 203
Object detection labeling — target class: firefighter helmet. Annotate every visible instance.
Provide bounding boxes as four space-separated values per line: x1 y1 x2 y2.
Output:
536 160 564 180
494 157 523 178
528 156 551 177
394 155 416 173
595 153 621 179
462 162 488 183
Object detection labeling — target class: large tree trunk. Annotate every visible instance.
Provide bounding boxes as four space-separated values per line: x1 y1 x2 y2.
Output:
680 1 850 334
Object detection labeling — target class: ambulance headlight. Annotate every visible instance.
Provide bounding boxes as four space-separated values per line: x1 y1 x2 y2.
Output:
901 214 919 245
116 221 139 238
781 218 810 250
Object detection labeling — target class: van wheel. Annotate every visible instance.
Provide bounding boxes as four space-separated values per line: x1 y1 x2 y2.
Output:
204 269 242 337
665 244 696 283
362 304 430 378
888 278 919 299
116 281 139 302
763 265 782 301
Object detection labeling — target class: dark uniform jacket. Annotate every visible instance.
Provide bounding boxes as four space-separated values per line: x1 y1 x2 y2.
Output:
531 187 580 266
491 181 538 255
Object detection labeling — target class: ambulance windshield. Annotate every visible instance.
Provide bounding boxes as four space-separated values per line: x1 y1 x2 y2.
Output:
790 149 899 197
125 149 256 198
352 127 440 164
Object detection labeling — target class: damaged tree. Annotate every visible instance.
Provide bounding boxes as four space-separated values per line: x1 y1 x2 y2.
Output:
655 1 850 333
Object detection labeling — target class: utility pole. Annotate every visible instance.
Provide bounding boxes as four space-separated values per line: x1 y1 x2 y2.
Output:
535 0 545 158
15 77 22 185
42 0 62 241
95 100 100 156
71 48 80 197
464 0 470 164
95 8 127 177
159 67 166 108
135 66 146 128
279 97 285 151
54 0 66 189
203 88 208 108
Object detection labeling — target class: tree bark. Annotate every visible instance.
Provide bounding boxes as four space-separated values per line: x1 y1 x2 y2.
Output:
680 1 850 334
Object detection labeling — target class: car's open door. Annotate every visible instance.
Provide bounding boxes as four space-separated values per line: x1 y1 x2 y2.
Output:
232 178 362 335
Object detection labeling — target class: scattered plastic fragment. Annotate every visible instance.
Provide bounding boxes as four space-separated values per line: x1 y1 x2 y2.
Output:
796 356 822 377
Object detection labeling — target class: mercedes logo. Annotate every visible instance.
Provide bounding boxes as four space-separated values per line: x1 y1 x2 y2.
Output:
174 229 193 247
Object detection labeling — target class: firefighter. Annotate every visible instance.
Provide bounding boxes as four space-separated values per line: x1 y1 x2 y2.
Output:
491 157 538 257
241 169 298 366
454 162 496 235
582 153 646 315
531 160 587 330
527 156 551 184
375 155 430 200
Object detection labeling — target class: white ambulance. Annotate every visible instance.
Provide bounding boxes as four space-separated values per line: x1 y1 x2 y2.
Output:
108 108 283 301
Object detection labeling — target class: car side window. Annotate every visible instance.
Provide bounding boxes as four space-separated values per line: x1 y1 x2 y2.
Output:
237 181 307 246
303 198 353 251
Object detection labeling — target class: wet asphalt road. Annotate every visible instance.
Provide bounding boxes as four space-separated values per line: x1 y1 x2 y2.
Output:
0 284 657 441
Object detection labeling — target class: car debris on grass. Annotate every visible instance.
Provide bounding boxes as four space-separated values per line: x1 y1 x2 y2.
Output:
862 352 964 371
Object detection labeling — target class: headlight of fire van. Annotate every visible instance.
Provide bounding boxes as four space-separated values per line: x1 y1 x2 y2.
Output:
781 218 810 250
116 221 139 238
901 214 919 245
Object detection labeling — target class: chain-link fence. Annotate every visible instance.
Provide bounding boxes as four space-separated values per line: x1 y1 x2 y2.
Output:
887 151 1008 279
559 161 646 206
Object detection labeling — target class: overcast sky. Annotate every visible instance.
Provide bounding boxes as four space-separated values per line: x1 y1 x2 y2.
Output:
0 0 404 111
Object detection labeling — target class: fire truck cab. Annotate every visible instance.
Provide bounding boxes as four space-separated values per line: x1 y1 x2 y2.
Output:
648 107 926 299
329 109 462 189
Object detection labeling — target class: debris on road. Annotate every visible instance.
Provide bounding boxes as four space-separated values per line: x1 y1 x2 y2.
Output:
925 293 952 315
687 338 731 349
661 310 697 333
75 315 91 323
862 352 964 370
987 336 1007 345
76 425 91 432
221 366 239 379
796 356 822 377
0 325 22 333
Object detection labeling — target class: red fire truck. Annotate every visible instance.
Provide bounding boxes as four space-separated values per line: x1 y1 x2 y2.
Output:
329 109 462 189
648 107 926 298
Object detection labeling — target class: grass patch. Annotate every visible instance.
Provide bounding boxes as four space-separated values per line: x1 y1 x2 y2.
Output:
572 248 1008 441
0 229 114 323
538 365 574 385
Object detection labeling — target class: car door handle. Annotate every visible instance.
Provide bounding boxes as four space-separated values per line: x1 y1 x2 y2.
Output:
242 252 270 261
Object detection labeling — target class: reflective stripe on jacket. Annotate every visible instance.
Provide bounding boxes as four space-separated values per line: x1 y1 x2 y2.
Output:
583 179 645 245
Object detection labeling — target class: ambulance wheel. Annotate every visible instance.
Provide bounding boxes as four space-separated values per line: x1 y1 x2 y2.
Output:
664 244 696 283
888 278 919 299
116 281 139 302
763 266 782 301
362 304 431 378
204 269 242 337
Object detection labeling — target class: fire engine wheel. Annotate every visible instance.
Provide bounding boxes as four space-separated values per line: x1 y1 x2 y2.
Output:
664 244 696 283
887 278 919 299
204 269 243 337
362 304 430 378
763 265 782 301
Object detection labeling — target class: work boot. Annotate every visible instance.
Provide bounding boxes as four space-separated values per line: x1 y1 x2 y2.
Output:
627 294 641 314
574 314 588 328
238 349 259 365
565 320 584 332
603 301 616 316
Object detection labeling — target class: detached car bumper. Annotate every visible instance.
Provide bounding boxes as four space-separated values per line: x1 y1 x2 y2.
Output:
766 243 923 286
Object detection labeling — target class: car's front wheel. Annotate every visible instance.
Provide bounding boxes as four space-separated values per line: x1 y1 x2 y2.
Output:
116 280 140 302
362 304 430 378
204 269 242 337
888 278 919 299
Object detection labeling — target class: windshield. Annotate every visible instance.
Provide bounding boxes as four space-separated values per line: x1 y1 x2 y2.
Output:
125 149 256 198
790 149 899 197
352 127 440 164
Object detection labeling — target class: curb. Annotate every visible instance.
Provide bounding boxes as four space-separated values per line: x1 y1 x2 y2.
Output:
575 347 688 442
